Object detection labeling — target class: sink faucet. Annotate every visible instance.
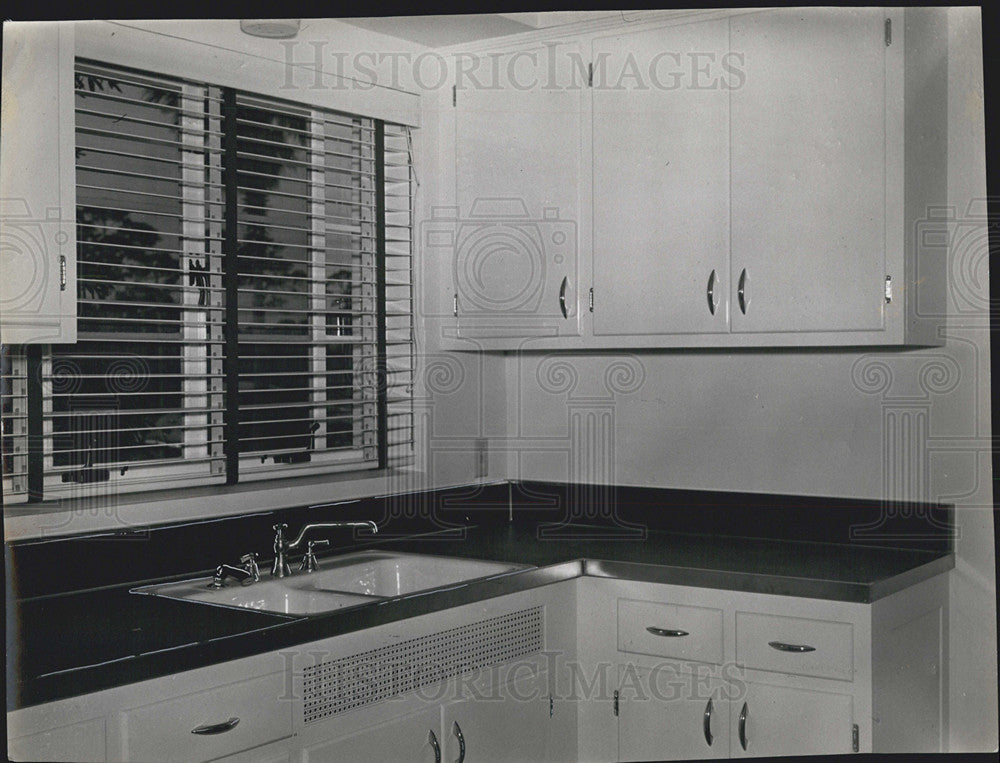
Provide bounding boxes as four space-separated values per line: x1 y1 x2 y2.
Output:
209 553 260 588
271 521 378 578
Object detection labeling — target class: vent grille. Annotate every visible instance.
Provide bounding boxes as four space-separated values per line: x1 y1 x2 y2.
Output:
302 606 543 724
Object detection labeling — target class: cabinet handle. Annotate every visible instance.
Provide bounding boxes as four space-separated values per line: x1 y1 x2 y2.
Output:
453 721 466 763
768 640 816 653
707 270 718 315
703 698 713 746
428 729 441 763
738 702 748 751
191 717 239 735
559 276 569 319
646 626 689 638
737 269 749 314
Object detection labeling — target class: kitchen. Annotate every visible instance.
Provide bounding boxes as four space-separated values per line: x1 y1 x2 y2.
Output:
1 8 994 760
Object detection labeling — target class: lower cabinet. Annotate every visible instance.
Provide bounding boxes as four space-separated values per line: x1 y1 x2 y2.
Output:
441 670 554 763
301 706 442 762
729 683 855 758
618 664 731 761
578 574 948 762
301 670 553 763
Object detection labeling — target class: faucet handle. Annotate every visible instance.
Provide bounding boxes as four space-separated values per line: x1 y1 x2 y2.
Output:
299 539 330 573
239 552 260 582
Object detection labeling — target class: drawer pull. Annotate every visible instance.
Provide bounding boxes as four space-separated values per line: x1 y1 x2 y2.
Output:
453 721 466 763
191 717 239 735
703 698 713 746
738 702 748 750
428 729 441 763
646 626 689 638
768 640 816 653
559 276 569 319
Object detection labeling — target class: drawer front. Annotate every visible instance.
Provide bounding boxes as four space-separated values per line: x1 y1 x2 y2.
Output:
618 598 724 664
123 671 292 762
736 612 854 681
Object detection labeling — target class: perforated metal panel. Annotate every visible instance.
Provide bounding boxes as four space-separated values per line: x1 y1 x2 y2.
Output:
302 606 543 724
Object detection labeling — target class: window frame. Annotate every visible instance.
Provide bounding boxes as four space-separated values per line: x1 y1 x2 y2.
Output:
1 58 416 505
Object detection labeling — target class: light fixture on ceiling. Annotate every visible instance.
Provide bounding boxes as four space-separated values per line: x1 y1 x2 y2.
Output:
239 19 301 39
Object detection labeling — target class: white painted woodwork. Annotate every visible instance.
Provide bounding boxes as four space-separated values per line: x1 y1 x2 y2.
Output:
439 7 947 349
591 18 730 336
729 682 855 757
450 43 585 340
0 22 77 343
618 664 732 761
730 8 887 335
618 598 725 664
735 611 855 682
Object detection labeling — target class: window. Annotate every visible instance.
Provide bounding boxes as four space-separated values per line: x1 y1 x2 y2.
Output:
0 61 415 503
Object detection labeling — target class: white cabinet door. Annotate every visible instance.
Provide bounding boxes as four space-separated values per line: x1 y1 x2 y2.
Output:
730 682 855 758
618 664 731 762
441 671 552 763
301 706 442 763
730 8 888 334
7 717 106 763
0 22 77 344
591 19 730 336
450 43 584 340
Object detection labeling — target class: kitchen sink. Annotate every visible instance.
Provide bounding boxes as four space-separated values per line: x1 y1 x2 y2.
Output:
131 551 531 616
131 577 377 616
282 551 530 597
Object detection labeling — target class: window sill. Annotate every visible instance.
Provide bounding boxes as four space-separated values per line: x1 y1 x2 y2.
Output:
3 465 476 541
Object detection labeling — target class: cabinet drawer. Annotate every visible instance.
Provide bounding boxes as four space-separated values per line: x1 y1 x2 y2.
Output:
122 671 292 763
736 612 854 681
618 599 724 664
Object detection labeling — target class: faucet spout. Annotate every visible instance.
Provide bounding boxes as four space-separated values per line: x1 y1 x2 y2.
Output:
270 520 378 578
287 520 378 550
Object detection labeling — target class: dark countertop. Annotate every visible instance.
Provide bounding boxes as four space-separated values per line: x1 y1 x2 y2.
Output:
7 523 953 711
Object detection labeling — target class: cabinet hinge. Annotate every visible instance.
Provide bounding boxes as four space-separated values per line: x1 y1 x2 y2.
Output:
588 287 594 312
453 292 459 317
59 255 67 291
852 723 859 752
885 18 892 46
884 275 892 304
613 690 619 717
452 84 457 107
549 695 554 717
588 62 594 87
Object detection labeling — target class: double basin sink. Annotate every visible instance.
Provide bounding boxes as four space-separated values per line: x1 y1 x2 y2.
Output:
132 551 531 617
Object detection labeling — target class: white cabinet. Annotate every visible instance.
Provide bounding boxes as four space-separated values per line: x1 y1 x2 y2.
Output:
730 682 855 758
445 43 585 341
591 18 730 337
575 573 948 761
729 7 889 335
618 664 731 761
440 8 947 350
300 706 442 762
119 671 291 763
441 669 553 763
7 717 105 763
0 22 78 344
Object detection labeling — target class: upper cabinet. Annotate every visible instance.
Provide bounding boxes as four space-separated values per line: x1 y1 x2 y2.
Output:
441 8 947 350
730 8 888 335
448 43 586 341
0 23 78 344
591 19 730 337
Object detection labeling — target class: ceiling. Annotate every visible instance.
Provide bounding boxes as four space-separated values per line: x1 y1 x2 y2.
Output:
340 12 625 48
